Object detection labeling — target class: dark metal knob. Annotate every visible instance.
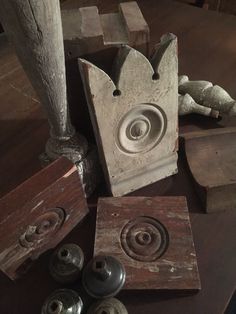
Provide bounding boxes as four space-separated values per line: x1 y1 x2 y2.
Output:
49 243 84 283
82 255 126 299
41 289 83 314
87 298 128 314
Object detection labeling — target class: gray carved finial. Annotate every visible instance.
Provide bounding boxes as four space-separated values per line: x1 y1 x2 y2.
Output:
178 93 219 118
179 75 236 116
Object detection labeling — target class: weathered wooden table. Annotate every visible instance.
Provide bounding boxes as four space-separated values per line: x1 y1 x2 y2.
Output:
0 1 236 313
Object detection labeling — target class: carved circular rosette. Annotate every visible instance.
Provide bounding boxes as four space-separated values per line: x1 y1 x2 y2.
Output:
116 104 167 154
19 208 65 248
120 216 169 262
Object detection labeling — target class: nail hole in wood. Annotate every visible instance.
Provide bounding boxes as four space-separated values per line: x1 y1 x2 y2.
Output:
152 73 159 80
113 89 121 97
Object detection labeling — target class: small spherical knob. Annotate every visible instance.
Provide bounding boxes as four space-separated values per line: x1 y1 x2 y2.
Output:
87 298 128 314
82 256 126 299
41 289 83 314
49 243 84 283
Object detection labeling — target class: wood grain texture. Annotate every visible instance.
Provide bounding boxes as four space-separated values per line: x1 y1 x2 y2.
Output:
0 0 74 140
182 127 236 212
203 0 236 14
94 196 201 290
219 0 236 15
0 157 88 280
1 0 236 313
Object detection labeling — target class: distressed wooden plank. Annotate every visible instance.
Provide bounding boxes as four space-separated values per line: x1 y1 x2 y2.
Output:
94 196 201 290
182 127 236 213
0 157 88 280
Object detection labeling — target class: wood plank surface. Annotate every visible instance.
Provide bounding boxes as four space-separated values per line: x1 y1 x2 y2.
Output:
0 157 88 280
182 127 236 212
183 128 236 213
95 196 200 290
1 1 236 313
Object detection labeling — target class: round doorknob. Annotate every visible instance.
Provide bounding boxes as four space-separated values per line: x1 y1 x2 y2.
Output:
49 243 84 283
82 255 126 298
41 289 83 314
87 297 128 314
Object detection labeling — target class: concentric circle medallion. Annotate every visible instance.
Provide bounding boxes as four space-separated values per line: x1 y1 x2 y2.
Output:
120 216 168 262
19 208 65 248
116 104 167 154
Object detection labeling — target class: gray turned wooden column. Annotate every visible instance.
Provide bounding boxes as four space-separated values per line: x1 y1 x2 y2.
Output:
0 0 87 161
0 0 99 195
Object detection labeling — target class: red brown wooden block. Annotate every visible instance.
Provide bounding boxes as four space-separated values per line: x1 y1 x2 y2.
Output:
182 127 236 213
94 196 201 291
0 157 88 280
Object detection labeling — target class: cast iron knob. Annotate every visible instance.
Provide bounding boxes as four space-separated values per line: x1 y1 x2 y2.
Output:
82 255 126 299
49 243 84 283
87 297 128 314
41 289 83 314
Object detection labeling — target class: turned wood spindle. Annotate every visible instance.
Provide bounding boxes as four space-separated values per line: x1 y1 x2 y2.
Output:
0 0 88 162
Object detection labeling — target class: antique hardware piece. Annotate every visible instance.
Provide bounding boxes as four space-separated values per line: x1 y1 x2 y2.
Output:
182 127 236 213
83 255 126 298
49 243 84 284
79 33 178 196
41 289 83 314
0 157 88 280
62 1 149 59
94 196 201 290
87 298 128 314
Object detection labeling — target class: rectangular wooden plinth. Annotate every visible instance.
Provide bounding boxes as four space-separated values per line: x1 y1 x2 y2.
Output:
111 153 178 196
0 157 88 280
94 196 201 290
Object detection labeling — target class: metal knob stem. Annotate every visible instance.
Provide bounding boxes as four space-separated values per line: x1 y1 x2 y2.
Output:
92 258 112 281
49 243 84 283
82 255 126 299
